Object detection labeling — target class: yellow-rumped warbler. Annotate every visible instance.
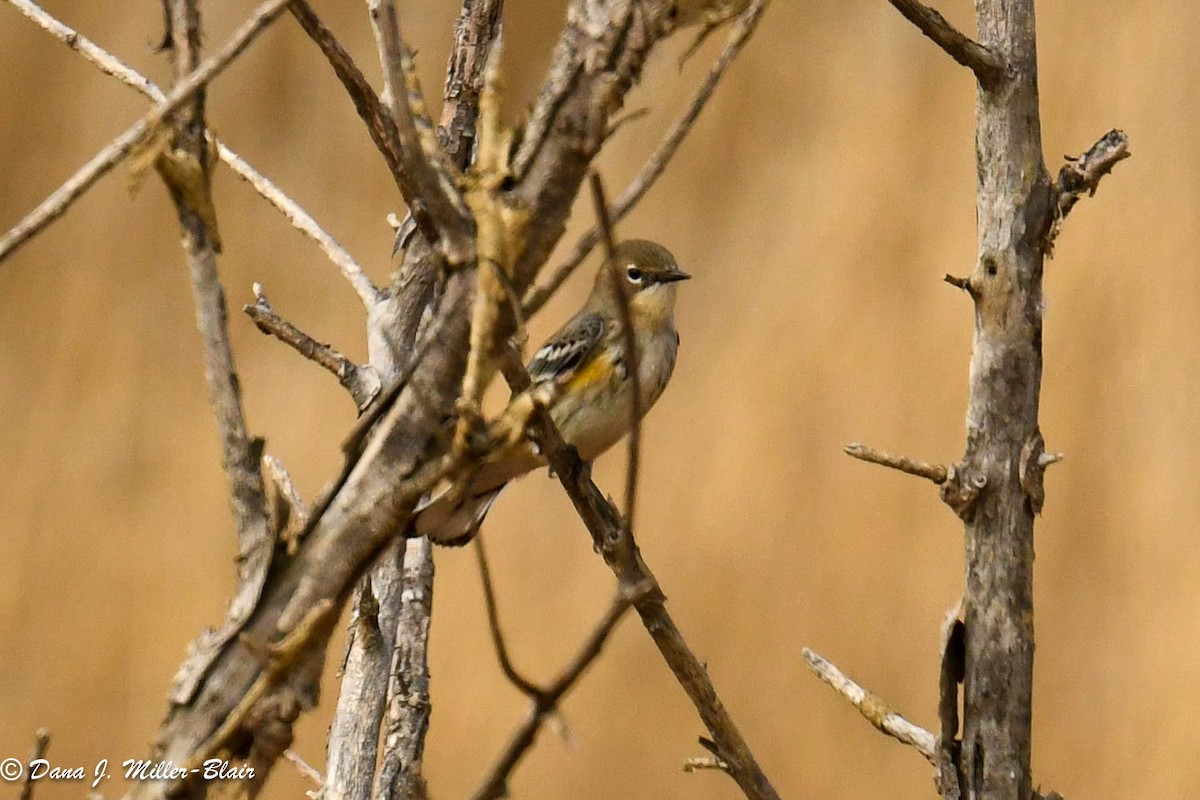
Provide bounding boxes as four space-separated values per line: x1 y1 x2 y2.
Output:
416 239 690 545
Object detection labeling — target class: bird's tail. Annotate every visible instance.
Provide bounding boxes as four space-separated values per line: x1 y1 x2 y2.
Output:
414 485 506 547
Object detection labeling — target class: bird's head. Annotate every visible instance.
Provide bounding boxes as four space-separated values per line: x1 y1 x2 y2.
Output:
592 239 690 328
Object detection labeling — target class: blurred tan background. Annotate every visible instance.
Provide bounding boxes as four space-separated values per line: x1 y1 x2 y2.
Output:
1 1 1196 798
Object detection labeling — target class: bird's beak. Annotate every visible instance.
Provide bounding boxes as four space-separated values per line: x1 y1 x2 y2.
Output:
659 269 691 283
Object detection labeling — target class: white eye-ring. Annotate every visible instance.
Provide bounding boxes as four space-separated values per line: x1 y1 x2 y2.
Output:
626 265 643 283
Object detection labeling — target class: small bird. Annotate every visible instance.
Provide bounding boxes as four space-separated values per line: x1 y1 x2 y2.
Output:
415 239 690 546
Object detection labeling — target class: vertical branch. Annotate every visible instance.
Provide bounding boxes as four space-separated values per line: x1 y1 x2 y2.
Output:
588 174 641 535
160 0 271 570
324 3 504 795
374 538 435 800
959 2 1045 798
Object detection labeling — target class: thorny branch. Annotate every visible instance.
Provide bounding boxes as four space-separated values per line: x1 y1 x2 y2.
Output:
817 4 1129 800
1046 128 1130 251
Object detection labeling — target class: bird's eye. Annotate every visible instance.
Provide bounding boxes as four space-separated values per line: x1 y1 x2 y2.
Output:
626 266 643 283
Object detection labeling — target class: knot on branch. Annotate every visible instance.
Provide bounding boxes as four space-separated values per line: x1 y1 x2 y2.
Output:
1018 429 1062 515
938 463 985 522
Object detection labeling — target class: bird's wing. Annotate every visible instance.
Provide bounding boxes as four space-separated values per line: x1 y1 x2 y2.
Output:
527 311 606 385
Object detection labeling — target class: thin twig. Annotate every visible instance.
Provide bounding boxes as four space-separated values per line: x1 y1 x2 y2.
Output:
262 453 309 554
885 0 1006 86
473 534 544 697
802 647 938 763
1 0 378 305
844 442 948 483
523 0 770 316
469 585 646 800
245 283 381 410
283 749 324 788
589 173 642 537
18 728 50 800
220 147 379 305
0 0 293 264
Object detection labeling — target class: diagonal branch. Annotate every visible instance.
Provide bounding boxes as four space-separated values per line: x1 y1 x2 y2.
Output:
885 0 1005 86
469 585 646 800
802 647 937 763
1 0 380 306
244 284 380 410
844 442 948 484
0 0 292 265
523 0 769 316
139 2 694 793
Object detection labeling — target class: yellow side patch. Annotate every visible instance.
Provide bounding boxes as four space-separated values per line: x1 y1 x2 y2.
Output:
564 351 615 393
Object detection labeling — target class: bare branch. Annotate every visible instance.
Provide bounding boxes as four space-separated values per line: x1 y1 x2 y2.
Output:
0 0 292 264
368 0 475 265
524 0 770 315
885 0 1005 86
326 6 503 791
283 749 324 788
286 1 406 193
844 442 948 483
245 283 381 410
140 1 692 789
220 147 380 305
160 0 274 655
589 173 642 536
469 585 645 800
5 0 381 306
18 728 50 800
321 564 394 800
168 599 340 796
802 648 937 763
474 534 544 697
1046 128 1130 251
374 538 435 800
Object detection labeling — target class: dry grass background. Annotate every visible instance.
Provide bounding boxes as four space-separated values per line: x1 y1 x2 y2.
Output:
1 1 1196 798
